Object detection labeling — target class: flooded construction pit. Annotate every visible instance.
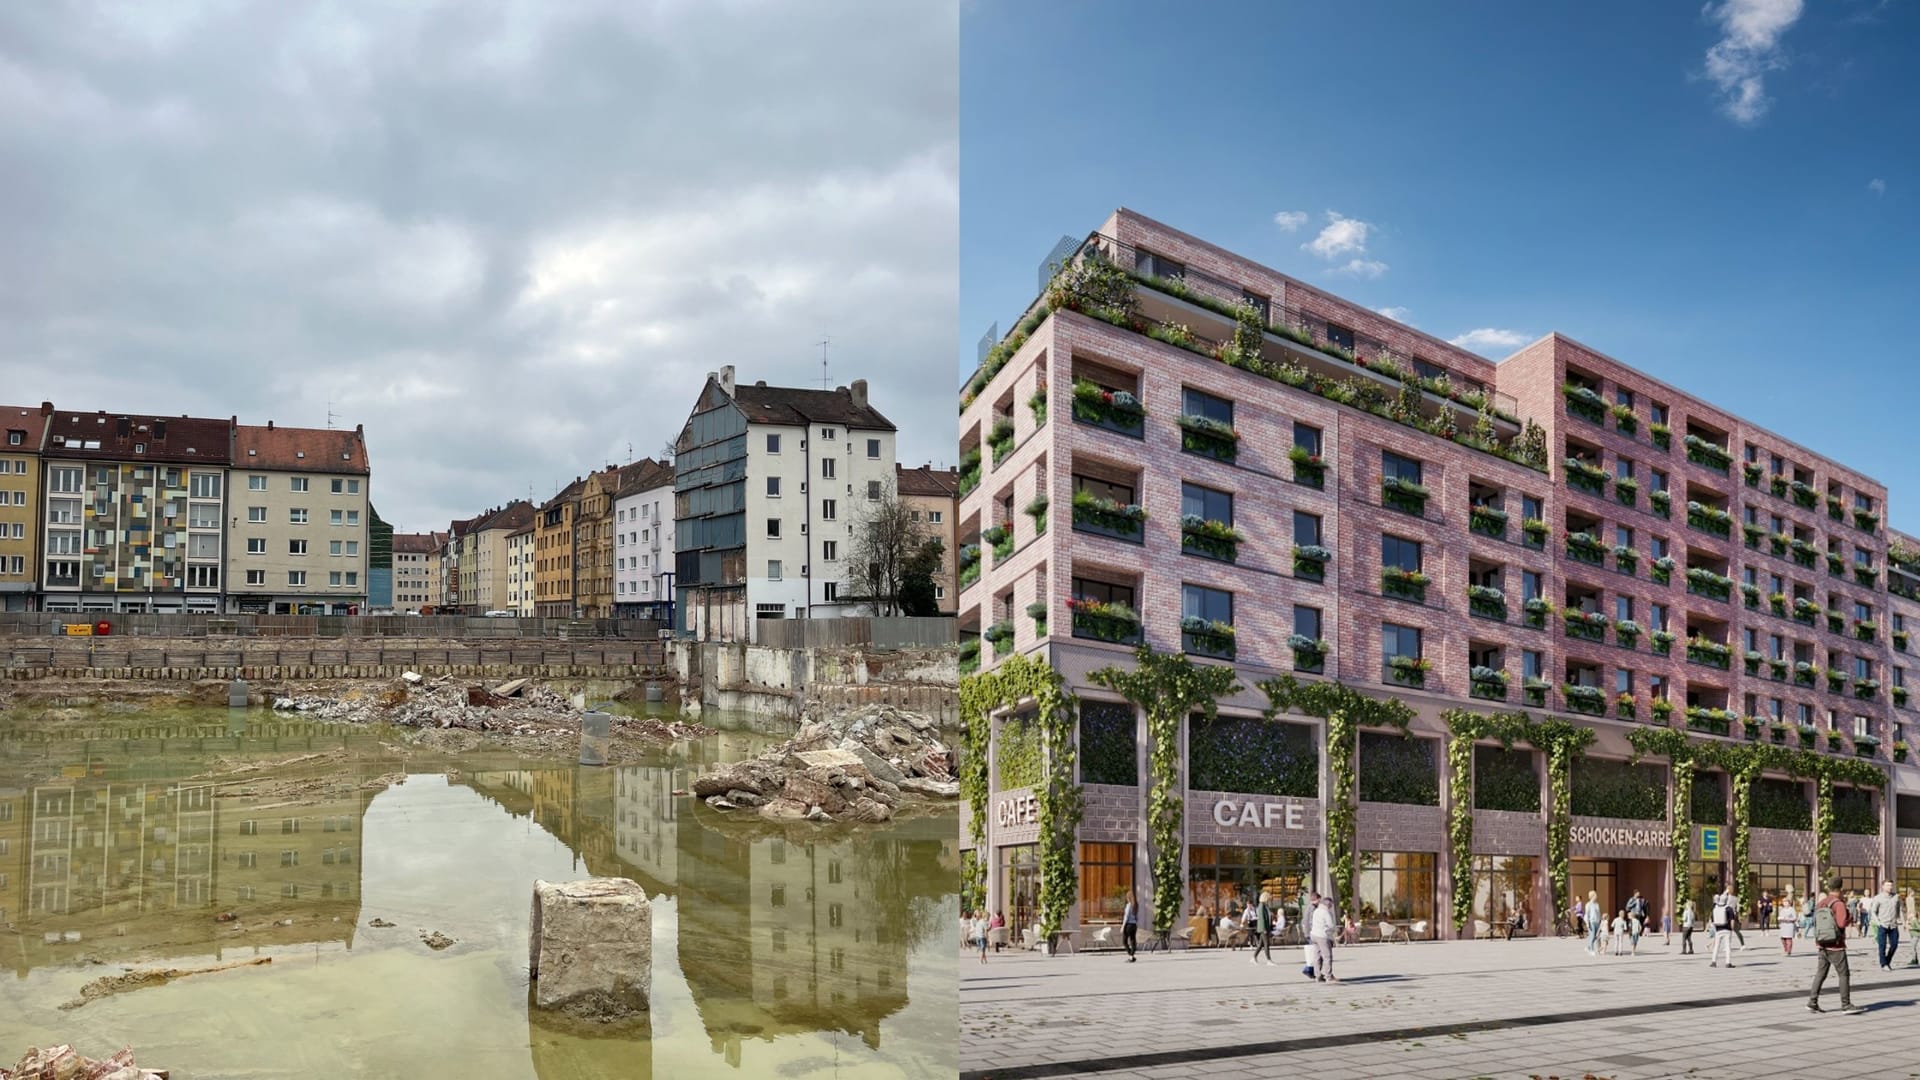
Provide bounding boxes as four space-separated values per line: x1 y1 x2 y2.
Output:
0 703 959 1078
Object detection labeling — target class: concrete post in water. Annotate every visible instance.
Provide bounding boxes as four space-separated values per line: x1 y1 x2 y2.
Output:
228 678 250 708
644 682 664 703
579 710 611 766
529 878 651 1020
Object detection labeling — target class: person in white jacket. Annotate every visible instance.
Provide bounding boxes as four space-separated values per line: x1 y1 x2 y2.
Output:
1309 896 1338 983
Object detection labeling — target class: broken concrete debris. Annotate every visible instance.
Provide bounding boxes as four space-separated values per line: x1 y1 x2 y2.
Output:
692 703 956 824
266 678 713 746
420 931 456 951
529 879 651 1022
0 1045 169 1079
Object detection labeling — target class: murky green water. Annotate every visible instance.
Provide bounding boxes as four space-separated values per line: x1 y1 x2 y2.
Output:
0 705 959 1077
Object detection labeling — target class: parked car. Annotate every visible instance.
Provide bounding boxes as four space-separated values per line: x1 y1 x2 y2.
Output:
483 610 517 618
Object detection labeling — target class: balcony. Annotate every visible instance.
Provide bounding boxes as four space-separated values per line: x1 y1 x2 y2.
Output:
1181 516 1243 563
1071 489 1146 544
1180 617 1236 661
1070 599 1142 646
1071 378 1146 440
1177 414 1239 462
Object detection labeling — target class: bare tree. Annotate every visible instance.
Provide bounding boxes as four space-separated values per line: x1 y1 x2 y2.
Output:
847 483 929 616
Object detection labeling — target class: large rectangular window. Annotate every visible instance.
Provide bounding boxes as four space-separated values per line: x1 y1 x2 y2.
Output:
1183 387 1232 426
1294 511 1321 547
1181 584 1232 625
1382 450 1423 485
1187 846 1315 931
1355 851 1437 938
1382 623 1422 673
1381 534 1422 572
1472 855 1537 937
1078 842 1135 926
1181 482 1232 525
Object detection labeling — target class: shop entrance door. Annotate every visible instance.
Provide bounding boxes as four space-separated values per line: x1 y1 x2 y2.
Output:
999 845 1039 938
1569 858 1617 932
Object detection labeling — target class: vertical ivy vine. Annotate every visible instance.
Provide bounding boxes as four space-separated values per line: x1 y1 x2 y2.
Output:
1815 772 1834 872
1260 677 1414 916
1529 717 1596 926
958 654 1084 939
1627 726 1694 920
1090 646 1240 933
1441 708 1532 931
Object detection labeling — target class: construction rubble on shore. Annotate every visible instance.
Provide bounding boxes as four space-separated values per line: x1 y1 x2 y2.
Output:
267 675 709 741
1 1044 168 1079
691 702 958 823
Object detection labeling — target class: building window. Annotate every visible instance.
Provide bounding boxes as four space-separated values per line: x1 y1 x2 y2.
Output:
929 510 943 524
187 566 219 589
1181 583 1232 627
330 509 344 525
821 500 837 521
1184 387 1233 427
1182 483 1233 527
1293 422 1322 457
189 473 220 499
248 475 267 491
289 508 308 524
767 519 781 538
246 538 266 555
768 560 782 581
822 458 836 479
1381 534 1422 572
246 570 265 586
1382 450 1423 486
330 540 343 556
823 581 839 602
821 427 837 441
248 506 267 523
1294 605 1322 641
867 438 881 459
766 433 780 453
1326 324 1355 351
823 540 838 561
1294 510 1321 547
329 571 342 587
1355 852 1436 936
1137 250 1184 279
289 540 307 556
290 477 309 493
288 571 306 586
1523 650 1543 680
1078 842 1135 925
1382 623 1422 676
767 476 781 497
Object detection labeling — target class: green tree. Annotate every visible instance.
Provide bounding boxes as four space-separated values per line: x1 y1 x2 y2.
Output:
898 537 945 616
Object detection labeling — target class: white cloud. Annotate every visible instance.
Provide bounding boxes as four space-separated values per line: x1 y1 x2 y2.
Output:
1375 306 1412 323
1328 258 1387 279
1272 210 1307 232
1448 327 1532 354
1702 0 1805 125
1869 178 1886 196
1304 211 1372 260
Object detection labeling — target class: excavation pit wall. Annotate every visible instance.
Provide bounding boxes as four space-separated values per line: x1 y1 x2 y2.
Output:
0 637 671 687
676 641 958 726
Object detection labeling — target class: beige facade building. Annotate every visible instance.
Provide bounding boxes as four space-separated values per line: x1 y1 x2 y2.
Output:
391 533 442 613
896 463 960 614
574 468 622 619
0 404 51 611
461 501 534 613
225 423 372 615
506 523 536 614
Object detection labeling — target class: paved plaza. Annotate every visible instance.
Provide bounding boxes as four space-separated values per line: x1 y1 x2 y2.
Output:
960 930 1920 1079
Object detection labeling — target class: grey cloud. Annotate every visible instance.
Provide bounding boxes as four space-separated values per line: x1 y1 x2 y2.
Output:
0 0 959 533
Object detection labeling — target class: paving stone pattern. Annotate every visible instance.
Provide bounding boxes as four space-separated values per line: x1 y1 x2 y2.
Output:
961 931 1920 1079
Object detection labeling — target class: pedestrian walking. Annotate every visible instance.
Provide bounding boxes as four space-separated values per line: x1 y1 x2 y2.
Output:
1121 893 1139 962
1808 875 1862 1014
1610 910 1629 955
1868 881 1901 971
1272 895 1288 950
1625 890 1647 954
976 911 989 963
1710 884 1736 968
1249 889 1275 966
1727 890 1747 950
1779 897 1798 955
1680 897 1697 955
1310 894 1338 982
1759 891 1774 931
1662 909 1672 946
1583 890 1603 956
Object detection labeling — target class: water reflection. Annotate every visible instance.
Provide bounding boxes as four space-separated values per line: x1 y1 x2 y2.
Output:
0 707 957 1077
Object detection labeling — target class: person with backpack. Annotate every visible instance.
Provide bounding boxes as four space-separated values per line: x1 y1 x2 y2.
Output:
1808 875 1862 1014
1710 883 1737 967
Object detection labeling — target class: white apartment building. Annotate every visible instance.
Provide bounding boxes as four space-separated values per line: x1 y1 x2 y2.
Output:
506 523 536 615
614 460 675 621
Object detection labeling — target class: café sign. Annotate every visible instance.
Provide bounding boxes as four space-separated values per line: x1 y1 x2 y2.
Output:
1211 798 1306 830
1570 824 1670 848
995 794 1038 827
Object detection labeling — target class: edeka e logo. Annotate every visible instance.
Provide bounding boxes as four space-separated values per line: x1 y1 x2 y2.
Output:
1211 799 1306 830
1697 825 1722 859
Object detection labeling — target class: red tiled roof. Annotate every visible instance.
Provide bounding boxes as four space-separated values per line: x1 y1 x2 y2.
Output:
0 404 52 451
44 410 233 465
896 464 960 498
233 423 369 474
734 383 895 430
393 533 441 555
614 458 671 499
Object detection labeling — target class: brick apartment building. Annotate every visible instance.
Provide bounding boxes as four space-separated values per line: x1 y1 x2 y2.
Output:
961 208 1920 945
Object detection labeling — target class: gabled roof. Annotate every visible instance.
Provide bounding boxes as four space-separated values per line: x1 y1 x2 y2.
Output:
733 383 895 431
44 410 233 465
615 458 672 499
896 464 959 498
393 533 441 555
0 404 52 451
233 422 370 474
540 476 587 513
474 500 536 534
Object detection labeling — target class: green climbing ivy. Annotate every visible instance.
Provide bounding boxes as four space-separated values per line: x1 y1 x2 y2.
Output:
1260 677 1415 917
1090 646 1241 933
1626 726 1695 921
1531 717 1597 927
1815 773 1833 870
959 654 1084 939
996 712 1043 789
1441 708 1534 931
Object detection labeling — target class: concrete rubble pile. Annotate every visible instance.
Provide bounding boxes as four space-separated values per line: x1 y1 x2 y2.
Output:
0 1044 168 1079
691 702 958 823
267 676 710 741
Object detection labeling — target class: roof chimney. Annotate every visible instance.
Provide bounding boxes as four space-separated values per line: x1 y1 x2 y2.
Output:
718 365 736 398
267 420 274 430
154 420 167 440
850 379 868 409
39 401 51 417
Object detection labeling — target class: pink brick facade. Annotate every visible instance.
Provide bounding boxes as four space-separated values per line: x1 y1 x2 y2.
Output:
962 208 1920 945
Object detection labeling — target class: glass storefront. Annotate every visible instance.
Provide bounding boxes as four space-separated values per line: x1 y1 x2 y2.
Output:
1830 865 1879 898
1470 854 1536 936
1688 859 1728 922
1569 858 1618 931
1078 842 1134 926
1748 863 1812 911
1186 846 1314 930
998 844 1038 935
1898 867 1920 894
1356 851 1436 939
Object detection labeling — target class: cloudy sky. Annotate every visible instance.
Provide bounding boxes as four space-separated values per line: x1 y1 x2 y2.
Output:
0 0 958 534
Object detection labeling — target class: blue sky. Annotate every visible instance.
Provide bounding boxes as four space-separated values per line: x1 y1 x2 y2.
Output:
960 0 1920 527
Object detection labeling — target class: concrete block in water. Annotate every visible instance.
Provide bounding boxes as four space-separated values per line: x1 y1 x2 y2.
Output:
228 677 250 708
529 878 651 1020
579 710 611 766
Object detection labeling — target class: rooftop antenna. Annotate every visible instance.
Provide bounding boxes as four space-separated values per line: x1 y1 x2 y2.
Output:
325 401 338 430
817 336 832 389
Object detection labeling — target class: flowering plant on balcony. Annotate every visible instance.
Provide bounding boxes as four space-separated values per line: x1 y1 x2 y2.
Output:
1743 462 1763 486
1650 628 1676 653
1854 678 1880 700
1287 633 1328 655
1382 566 1431 597
1611 402 1638 433
1685 500 1732 536
1180 616 1236 657
1467 584 1507 620
1855 619 1877 642
1685 705 1737 734
1028 388 1048 425
1177 413 1240 461
1650 698 1675 723
1827 496 1845 520
1684 566 1732 599
1648 421 1671 449
1181 514 1244 561
1293 544 1332 566
1768 591 1788 614
1521 517 1549 543
1467 584 1506 604
1684 636 1731 666
1792 596 1820 621
1768 531 1790 555
1470 665 1509 686
1024 493 1050 535
1788 478 1818 509
1827 669 1851 692
1564 609 1609 642
1071 378 1146 429
1741 522 1764 547
958 543 980 568
1770 657 1789 679
988 416 1015 461
1770 474 1789 498
983 524 1013 560
1562 683 1606 712
1739 582 1761 607
1469 503 1509 536
1567 531 1607 561
1563 457 1608 494
1794 660 1817 686
1650 555 1676 585
1562 383 1607 422
1071 489 1148 536
1895 740 1910 763
1895 629 1909 651
1067 597 1142 644
1612 544 1638 572
1744 647 1766 670
984 620 1015 644
1826 553 1846 576
1614 619 1642 645
1381 475 1431 514
1854 565 1879 588
1826 608 1846 633
1389 655 1432 676
959 445 982 496
1683 434 1732 471
1649 489 1671 516
1615 692 1637 719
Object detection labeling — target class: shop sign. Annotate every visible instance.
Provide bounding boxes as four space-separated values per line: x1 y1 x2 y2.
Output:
995 794 1038 827
1696 825 1723 861
1211 798 1306 830
1570 824 1670 848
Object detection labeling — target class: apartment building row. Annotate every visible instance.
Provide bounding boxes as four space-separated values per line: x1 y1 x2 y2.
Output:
0 402 372 614
959 208 1920 943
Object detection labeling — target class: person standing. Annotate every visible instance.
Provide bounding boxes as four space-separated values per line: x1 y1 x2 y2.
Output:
1625 890 1647 955
977 911 989 964
1759 891 1774 932
1249 890 1275 966
1779 895 1798 955
1310 895 1338 983
1727 890 1747 950
1680 897 1697 955
1583 890 1603 956
1121 893 1139 963
1808 875 1862 1014
1710 884 1736 968
1609 910 1629 955
1869 881 1901 971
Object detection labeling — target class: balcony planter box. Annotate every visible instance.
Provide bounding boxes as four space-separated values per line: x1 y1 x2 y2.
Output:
1855 510 1880 532
1612 403 1638 434
1382 476 1430 516
1771 475 1789 498
1522 679 1550 708
1685 568 1732 601
959 447 982 497
1788 479 1818 510
1685 707 1733 736
1288 634 1328 674
1855 620 1877 642
1769 593 1788 616
1794 663 1817 687
1650 556 1674 585
1855 567 1879 588
1797 724 1819 748
1027 601 1049 636
1563 383 1607 423
1651 699 1675 726
1685 501 1732 538
1615 620 1641 648
1855 679 1880 701
1382 567 1430 603
1649 490 1671 518
1562 684 1606 716
1289 446 1326 489
1522 597 1551 629
1769 533 1790 557
1178 414 1239 462
1521 518 1549 549
1743 462 1762 487
1742 718 1762 741
1793 598 1820 625
959 639 980 675
1649 423 1671 450
1744 651 1764 676
1896 741 1910 763
1854 735 1879 758
1650 630 1675 656
1790 540 1817 569
1613 477 1639 506
1072 379 1146 438
1180 617 1236 661
1828 496 1845 521
1769 658 1788 680
1467 585 1507 621
1897 630 1910 651
1293 544 1331 581
988 418 1015 464
1028 389 1048 426
1613 546 1639 575
1741 522 1764 549
1740 583 1761 609
1564 610 1609 643
1827 555 1845 578
1827 612 1845 634
1770 722 1790 744
1180 516 1243 563
1567 532 1607 565
1827 672 1850 694
1683 434 1732 473
984 620 1015 659
1070 600 1143 646
1685 639 1731 669
983 524 1014 562
1469 505 1509 540
1025 494 1051 536
1470 667 1510 701
1616 694 1637 721
1387 656 1430 689
960 563 981 590
1564 458 1608 496
1071 490 1147 542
